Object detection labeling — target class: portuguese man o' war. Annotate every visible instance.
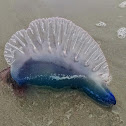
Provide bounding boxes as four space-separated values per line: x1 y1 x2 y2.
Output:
0 17 116 107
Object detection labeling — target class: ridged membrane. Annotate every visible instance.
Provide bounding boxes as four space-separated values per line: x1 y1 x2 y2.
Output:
4 17 110 84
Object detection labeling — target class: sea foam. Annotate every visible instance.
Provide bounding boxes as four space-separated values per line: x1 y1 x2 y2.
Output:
117 27 126 39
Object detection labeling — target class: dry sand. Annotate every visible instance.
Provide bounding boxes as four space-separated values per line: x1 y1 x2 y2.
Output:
0 0 126 126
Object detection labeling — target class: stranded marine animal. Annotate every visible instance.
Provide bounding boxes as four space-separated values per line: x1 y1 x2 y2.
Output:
0 17 116 106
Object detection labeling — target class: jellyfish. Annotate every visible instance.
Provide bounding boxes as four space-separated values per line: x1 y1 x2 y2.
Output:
0 17 116 106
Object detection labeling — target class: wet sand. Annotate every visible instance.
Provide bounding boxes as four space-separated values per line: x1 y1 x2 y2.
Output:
0 0 126 125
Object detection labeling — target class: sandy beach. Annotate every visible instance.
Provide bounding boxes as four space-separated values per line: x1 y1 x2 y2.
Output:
0 0 126 125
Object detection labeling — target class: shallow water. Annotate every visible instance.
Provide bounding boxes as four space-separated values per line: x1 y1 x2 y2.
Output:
0 0 126 125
